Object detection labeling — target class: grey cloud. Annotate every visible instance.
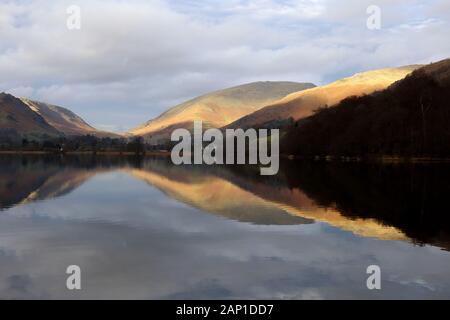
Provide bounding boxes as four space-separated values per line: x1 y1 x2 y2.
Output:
0 0 449 131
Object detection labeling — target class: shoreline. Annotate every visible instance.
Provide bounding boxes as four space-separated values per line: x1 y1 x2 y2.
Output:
282 154 450 164
2 150 450 164
0 150 172 157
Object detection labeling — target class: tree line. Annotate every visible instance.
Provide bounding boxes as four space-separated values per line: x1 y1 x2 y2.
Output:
281 65 450 158
0 134 167 154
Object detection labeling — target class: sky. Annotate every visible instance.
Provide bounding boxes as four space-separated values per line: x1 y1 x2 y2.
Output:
1 0 450 132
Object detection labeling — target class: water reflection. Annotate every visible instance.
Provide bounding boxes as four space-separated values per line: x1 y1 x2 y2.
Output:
3 155 448 245
0 155 310 225
1 155 450 299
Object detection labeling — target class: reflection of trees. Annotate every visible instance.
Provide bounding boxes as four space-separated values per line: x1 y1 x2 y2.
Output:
2 155 450 250
0 155 310 226
277 161 450 249
172 159 450 248
0 155 137 209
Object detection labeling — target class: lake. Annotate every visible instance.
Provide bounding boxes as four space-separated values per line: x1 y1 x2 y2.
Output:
1 154 450 299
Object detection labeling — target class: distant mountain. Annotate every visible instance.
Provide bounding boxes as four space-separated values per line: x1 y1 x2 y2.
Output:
0 93 60 141
0 92 119 141
281 59 450 157
226 66 420 130
20 99 95 136
20 99 120 138
129 81 315 143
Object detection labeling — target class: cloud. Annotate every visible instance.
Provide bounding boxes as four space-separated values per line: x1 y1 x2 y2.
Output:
0 0 449 131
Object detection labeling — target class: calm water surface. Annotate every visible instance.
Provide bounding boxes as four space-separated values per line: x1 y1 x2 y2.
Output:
1 155 450 299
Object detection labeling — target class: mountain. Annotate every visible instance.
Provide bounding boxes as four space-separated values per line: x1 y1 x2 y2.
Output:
0 92 120 142
128 81 315 143
0 93 60 141
226 65 420 130
20 99 96 136
281 58 450 157
20 98 119 138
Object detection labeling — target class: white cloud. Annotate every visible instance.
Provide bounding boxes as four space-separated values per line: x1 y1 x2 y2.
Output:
0 0 449 131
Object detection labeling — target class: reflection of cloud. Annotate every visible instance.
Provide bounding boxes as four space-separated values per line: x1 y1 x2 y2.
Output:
389 275 436 292
1 158 450 299
298 289 323 300
166 279 233 300
0 159 418 240
1 171 450 299
8 274 32 294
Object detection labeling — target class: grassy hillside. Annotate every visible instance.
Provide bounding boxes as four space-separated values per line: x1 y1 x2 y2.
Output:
0 93 61 142
129 81 315 143
281 59 450 158
226 66 419 130
21 99 120 138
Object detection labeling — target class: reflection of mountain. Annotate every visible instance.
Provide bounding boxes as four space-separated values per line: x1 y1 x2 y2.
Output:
127 159 405 239
0 158 95 209
0 155 135 210
0 155 311 226
19 169 96 205
280 161 450 249
208 165 407 241
218 161 450 249
126 160 312 225
1 155 450 250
